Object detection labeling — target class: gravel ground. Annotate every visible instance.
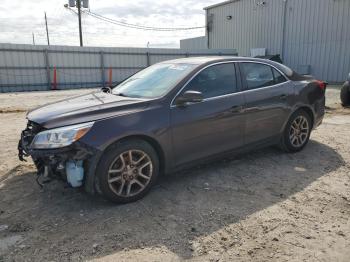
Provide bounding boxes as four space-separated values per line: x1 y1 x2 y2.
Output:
0 86 349 262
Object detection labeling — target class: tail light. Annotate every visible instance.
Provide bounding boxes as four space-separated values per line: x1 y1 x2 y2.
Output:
315 80 327 90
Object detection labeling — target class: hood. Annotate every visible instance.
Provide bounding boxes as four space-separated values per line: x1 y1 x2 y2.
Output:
27 91 150 129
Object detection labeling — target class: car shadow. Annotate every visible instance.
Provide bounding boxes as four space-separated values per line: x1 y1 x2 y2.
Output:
0 140 345 261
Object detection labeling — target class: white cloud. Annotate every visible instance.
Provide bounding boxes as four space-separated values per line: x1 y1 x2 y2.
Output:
0 0 218 48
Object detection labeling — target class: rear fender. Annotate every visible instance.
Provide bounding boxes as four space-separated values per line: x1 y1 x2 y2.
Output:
280 104 316 134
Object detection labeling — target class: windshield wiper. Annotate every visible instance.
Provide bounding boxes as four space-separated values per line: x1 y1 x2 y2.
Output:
92 92 105 103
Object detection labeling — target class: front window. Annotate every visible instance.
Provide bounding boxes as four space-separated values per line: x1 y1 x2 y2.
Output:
112 63 197 98
183 63 237 99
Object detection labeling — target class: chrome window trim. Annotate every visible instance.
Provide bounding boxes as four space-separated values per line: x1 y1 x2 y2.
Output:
170 60 290 108
236 80 291 94
173 91 244 108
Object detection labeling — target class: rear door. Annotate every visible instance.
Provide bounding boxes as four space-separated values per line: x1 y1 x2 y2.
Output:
238 62 294 145
170 62 246 166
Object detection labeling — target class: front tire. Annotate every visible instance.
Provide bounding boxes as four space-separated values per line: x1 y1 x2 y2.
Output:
96 139 159 204
280 110 312 153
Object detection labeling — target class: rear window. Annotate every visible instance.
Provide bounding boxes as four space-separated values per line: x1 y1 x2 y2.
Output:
267 60 307 81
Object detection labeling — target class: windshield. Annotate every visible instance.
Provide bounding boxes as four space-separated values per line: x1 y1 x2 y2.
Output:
112 63 197 98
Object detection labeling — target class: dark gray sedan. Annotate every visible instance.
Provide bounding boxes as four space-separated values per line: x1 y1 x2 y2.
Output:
19 57 326 203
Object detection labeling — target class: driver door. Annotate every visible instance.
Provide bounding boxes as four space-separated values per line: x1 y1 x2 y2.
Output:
170 62 246 167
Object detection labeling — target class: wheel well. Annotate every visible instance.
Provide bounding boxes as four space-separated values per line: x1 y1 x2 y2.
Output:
297 106 314 127
108 135 166 174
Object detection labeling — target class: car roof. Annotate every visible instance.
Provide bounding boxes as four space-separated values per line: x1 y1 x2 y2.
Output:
159 56 296 79
160 56 276 65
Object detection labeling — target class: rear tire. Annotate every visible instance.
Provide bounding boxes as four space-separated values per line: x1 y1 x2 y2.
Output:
280 110 312 153
340 83 350 107
96 139 159 204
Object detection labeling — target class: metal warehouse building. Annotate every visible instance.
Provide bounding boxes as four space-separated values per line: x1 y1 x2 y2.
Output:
201 0 350 82
180 36 207 49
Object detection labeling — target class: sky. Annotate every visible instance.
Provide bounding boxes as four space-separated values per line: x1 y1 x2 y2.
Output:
0 0 219 48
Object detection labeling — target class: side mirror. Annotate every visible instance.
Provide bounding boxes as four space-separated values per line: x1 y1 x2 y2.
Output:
101 86 112 93
175 90 203 106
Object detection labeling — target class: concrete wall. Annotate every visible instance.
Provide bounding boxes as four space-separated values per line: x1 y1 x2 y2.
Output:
0 43 237 92
205 0 350 82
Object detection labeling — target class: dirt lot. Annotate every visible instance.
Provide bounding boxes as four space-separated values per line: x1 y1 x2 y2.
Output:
0 87 349 262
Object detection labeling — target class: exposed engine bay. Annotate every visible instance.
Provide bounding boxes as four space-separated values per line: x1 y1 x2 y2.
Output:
18 120 97 189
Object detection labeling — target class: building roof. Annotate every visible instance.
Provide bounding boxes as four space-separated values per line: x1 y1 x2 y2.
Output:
204 0 240 10
180 36 206 42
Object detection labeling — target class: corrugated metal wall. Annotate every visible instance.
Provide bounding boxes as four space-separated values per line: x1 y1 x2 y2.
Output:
180 36 207 49
207 0 284 56
206 0 350 82
283 0 350 82
0 43 237 93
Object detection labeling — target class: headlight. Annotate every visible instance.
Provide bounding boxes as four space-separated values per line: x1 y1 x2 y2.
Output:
31 122 94 149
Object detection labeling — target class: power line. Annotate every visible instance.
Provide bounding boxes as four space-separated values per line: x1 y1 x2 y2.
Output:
86 10 205 31
66 7 205 31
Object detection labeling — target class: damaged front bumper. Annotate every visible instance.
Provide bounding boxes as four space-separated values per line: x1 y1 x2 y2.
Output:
18 121 102 194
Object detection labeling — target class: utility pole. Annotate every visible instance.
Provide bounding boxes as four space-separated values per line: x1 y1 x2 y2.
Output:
77 0 83 46
44 12 50 46
32 33 35 45
66 1 88 47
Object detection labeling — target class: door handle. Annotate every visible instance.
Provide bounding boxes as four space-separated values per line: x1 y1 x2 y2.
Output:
280 94 288 100
244 107 259 113
230 105 243 113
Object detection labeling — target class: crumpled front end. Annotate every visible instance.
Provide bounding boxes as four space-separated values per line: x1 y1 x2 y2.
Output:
18 120 101 194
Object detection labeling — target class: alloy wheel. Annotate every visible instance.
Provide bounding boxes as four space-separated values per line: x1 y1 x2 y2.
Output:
107 150 153 197
289 115 309 147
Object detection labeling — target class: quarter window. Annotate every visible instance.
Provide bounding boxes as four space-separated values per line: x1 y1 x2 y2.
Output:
184 63 237 99
272 68 287 84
